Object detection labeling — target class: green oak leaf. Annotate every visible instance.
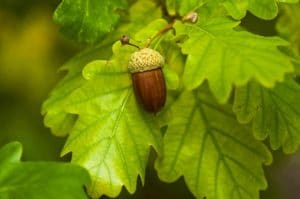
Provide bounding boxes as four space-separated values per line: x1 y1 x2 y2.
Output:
222 0 248 19
247 0 278 19
61 42 162 198
233 79 300 153
220 0 299 19
48 19 178 198
155 90 272 199
159 41 185 90
243 0 299 19
277 0 299 3
53 0 127 44
276 3 300 74
42 45 111 136
0 142 90 199
164 67 180 90
277 3 300 57
175 18 294 103
166 0 204 15
165 0 298 20
159 40 186 77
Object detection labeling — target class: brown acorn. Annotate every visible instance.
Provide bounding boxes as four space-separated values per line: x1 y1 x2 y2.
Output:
128 48 166 113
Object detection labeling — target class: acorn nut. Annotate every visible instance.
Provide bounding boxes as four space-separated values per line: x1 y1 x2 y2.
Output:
128 48 166 113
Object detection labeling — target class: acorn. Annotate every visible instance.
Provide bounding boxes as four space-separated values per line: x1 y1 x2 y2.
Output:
128 48 166 113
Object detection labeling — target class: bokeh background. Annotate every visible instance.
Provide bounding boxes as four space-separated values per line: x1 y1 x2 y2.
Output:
0 0 299 198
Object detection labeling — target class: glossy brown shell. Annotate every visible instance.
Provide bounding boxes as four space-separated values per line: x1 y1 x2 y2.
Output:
132 68 166 113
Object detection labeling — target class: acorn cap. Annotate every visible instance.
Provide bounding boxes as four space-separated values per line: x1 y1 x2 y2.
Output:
128 48 164 73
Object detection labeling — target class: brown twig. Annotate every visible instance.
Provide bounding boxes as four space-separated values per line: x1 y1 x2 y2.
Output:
144 10 198 48
144 20 176 48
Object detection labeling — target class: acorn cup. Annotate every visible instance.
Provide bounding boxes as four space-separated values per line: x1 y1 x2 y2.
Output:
128 48 166 113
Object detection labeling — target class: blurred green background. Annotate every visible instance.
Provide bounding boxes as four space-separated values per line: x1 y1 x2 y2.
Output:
0 1 299 198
